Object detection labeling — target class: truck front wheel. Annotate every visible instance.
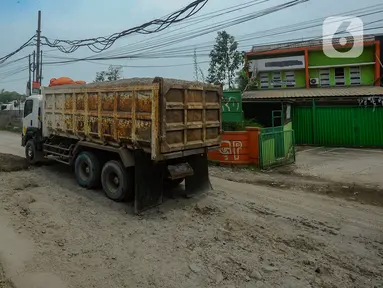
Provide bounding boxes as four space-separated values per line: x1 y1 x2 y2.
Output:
101 160 133 202
74 151 101 189
25 140 43 165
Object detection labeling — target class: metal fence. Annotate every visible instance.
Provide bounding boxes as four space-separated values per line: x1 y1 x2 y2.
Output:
293 106 383 147
259 129 296 169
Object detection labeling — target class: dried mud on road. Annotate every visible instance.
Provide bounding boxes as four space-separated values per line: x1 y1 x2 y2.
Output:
0 161 382 287
0 153 28 172
0 263 13 288
210 165 383 207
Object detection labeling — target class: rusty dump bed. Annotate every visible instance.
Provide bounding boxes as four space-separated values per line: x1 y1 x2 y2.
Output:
42 77 222 160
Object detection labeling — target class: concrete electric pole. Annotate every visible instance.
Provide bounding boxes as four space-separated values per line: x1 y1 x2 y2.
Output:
35 10 41 83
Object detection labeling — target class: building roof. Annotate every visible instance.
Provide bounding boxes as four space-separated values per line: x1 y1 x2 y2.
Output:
242 86 383 100
249 35 376 53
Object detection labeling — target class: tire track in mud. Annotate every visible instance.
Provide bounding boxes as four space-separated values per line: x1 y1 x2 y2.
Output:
210 165 383 207
209 187 383 286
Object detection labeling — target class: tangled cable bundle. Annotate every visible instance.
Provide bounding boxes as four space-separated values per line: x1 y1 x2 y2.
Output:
40 0 209 53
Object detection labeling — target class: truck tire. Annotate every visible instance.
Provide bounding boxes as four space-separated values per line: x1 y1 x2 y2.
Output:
25 140 43 165
74 151 101 189
101 160 133 202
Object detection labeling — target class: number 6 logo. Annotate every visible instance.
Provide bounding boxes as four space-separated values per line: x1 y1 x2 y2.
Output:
322 16 364 59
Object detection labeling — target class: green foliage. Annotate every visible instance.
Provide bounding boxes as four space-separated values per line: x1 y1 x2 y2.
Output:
94 65 123 82
207 31 243 88
235 70 248 92
235 68 258 92
0 89 25 104
222 119 263 131
193 48 205 82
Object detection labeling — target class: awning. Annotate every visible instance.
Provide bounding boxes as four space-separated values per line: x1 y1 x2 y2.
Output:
242 86 383 101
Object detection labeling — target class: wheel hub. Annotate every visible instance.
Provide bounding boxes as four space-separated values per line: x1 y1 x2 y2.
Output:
113 177 119 185
28 147 33 158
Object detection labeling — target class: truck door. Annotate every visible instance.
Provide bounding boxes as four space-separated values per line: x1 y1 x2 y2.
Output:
23 98 39 135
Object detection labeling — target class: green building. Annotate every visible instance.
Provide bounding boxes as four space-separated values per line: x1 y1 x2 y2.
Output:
242 34 383 147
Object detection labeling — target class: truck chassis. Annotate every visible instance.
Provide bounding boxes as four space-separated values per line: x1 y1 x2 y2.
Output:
22 132 211 214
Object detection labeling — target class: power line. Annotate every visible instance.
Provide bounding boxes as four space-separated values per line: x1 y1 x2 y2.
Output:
42 0 310 65
93 0 310 59
0 55 29 69
88 0 270 58
43 5 383 64
247 23 383 55
43 58 210 68
0 35 36 64
0 65 29 80
40 0 209 53
0 0 210 67
0 76 28 84
41 23 383 70
141 6 383 56
102 5 382 58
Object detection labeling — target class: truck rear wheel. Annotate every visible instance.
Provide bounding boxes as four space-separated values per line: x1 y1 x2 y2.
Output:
101 160 133 202
74 151 101 189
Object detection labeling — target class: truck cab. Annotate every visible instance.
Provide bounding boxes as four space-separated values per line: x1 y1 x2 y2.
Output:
21 94 43 163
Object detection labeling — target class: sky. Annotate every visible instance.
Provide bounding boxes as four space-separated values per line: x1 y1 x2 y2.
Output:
0 0 382 94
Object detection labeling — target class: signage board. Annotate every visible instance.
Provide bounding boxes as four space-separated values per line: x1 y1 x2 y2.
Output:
271 80 296 86
249 55 305 72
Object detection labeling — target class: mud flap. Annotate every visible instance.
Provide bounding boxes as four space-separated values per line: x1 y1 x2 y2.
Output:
184 152 212 198
134 150 165 214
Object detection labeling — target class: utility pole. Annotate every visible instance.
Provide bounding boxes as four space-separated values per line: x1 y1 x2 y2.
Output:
35 10 41 83
39 50 43 84
28 54 32 96
32 50 36 82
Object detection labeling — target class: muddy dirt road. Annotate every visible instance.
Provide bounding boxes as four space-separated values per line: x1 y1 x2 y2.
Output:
0 131 382 288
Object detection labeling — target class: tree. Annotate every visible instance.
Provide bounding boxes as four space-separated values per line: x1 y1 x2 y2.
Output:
94 65 123 82
236 70 249 92
193 48 205 83
207 31 243 89
95 71 107 82
0 89 25 104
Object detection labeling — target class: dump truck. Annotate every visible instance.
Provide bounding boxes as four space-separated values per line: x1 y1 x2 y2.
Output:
21 77 222 213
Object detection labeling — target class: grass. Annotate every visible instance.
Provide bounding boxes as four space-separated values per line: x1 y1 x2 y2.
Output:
1 126 22 133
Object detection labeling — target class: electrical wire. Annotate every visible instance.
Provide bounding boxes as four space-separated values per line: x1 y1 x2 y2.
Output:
247 23 383 55
0 55 29 69
92 0 310 59
98 5 382 59
42 0 310 65
40 0 209 53
142 6 383 56
84 0 271 58
43 6 383 65
42 21 383 70
43 58 210 68
0 76 28 84
0 65 29 80
0 35 36 64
